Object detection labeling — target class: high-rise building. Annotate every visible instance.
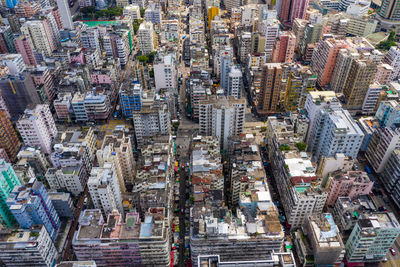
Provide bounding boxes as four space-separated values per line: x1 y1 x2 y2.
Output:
375 100 400 127
378 150 400 209
227 65 242 99
0 226 58 267
56 0 73 29
257 63 282 115
266 117 328 228
138 22 156 54
220 52 232 92
383 45 400 80
331 48 361 93
272 31 296 63
0 54 25 75
81 29 100 50
311 37 349 88
299 23 323 62
342 58 378 111
97 131 135 192
7 179 60 240
259 19 280 61
283 65 316 111
208 6 219 29
366 125 400 173
145 3 161 24
279 0 309 25
13 35 37 66
238 32 252 64
325 171 373 206
345 212 400 263
225 0 240 13
20 20 56 57
299 213 345 266
305 91 340 144
378 0 400 21
123 4 141 19
119 83 142 118
154 54 177 91
199 96 245 149
73 209 171 265
45 166 87 196
0 111 21 162
0 26 15 53
132 102 171 148
88 163 123 218
0 159 21 227
16 104 57 154
306 96 364 162
0 73 40 121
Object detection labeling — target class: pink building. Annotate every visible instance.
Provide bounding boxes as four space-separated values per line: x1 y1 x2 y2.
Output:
375 63 393 85
30 67 56 101
272 31 296 63
14 35 37 66
71 50 85 64
326 171 374 206
91 74 113 84
54 93 72 120
279 0 309 25
51 7 63 29
0 148 10 162
312 37 349 88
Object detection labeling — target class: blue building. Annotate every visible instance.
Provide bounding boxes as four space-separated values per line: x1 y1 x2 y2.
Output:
357 117 379 152
375 100 400 127
7 179 60 240
5 0 19 8
120 83 143 118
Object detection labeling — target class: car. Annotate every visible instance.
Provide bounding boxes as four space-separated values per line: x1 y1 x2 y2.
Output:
390 247 396 256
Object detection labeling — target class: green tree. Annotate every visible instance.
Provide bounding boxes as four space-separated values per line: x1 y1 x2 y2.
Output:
137 55 148 63
295 142 307 151
140 8 146 17
376 31 397 51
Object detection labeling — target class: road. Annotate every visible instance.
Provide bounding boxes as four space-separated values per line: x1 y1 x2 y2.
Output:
62 185 89 261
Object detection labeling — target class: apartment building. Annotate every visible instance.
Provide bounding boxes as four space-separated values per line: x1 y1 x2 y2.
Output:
384 45 400 80
227 65 242 99
0 226 58 267
272 31 296 63
311 37 349 88
72 209 171 266
0 159 21 228
97 131 135 192
199 96 245 149
138 22 156 54
283 65 316 111
306 98 364 162
0 54 25 75
266 117 327 228
145 3 161 24
257 63 283 115
54 93 72 120
17 146 50 179
123 4 141 19
71 93 111 122
45 166 86 196
325 171 373 206
0 110 21 162
366 125 400 173
345 212 400 263
48 192 75 218
20 20 55 57
7 180 60 240
88 163 123 218
16 104 57 154
375 100 400 127
154 54 177 91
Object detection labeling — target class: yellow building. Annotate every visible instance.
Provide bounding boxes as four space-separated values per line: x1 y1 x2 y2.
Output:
208 7 219 29
284 67 316 111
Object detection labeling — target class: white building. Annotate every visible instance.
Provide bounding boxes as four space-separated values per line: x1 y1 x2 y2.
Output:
138 22 156 54
123 4 141 19
45 166 86 196
225 0 240 13
362 83 383 115
384 45 400 80
227 65 242 99
154 54 177 91
56 0 73 29
21 20 54 57
259 19 280 61
305 91 340 145
81 28 100 50
0 54 25 75
199 96 245 149
132 103 171 148
88 163 123 218
308 105 364 162
366 126 400 173
220 52 232 92
345 212 400 263
145 3 161 24
0 226 58 267
16 104 57 154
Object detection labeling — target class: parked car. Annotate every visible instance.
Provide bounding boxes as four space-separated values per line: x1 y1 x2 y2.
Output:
390 247 396 256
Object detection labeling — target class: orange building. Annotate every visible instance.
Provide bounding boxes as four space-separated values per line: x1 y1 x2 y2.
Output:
0 110 21 162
